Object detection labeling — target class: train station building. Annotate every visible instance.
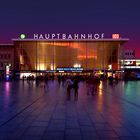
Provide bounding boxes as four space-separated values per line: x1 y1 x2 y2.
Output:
0 34 129 79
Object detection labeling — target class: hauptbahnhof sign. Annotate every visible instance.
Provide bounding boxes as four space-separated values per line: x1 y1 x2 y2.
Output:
19 33 105 40
19 33 122 40
33 33 105 40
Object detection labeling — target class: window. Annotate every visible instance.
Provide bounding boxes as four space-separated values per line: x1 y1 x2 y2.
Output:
8 54 11 59
0 63 3 67
1 54 3 59
4 54 7 59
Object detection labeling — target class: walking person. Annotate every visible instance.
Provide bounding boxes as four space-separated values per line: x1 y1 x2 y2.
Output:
73 78 79 100
65 78 73 100
58 75 61 86
44 75 49 89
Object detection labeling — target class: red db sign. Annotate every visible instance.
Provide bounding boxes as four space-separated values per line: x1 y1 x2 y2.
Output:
112 34 120 39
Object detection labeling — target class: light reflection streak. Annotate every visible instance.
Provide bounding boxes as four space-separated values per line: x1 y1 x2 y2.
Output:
97 81 103 112
99 81 103 96
4 82 10 108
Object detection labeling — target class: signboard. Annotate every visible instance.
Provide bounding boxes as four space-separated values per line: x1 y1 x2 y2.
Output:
33 33 105 40
19 33 126 41
19 33 105 40
56 67 83 72
112 34 120 39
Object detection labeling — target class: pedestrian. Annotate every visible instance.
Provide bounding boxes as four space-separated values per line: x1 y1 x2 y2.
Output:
65 78 73 100
44 75 49 89
73 78 79 100
58 75 61 86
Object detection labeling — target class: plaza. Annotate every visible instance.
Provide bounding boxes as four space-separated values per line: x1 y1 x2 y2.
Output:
0 80 140 140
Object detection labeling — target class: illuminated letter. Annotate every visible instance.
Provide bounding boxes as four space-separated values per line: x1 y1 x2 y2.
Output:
81 34 86 39
45 34 50 39
94 34 100 39
62 34 66 39
52 34 55 39
68 34 73 39
74 34 79 39
39 34 44 39
87 34 92 39
101 33 104 39
57 34 60 39
34 34 38 39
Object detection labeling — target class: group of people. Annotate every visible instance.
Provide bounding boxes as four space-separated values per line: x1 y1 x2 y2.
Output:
22 75 52 87
22 74 102 100
65 77 79 100
86 76 100 95
61 75 101 100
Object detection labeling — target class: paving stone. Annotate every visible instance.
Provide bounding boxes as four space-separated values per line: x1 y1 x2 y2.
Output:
65 129 81 135
82 134 99 140
94 123 113 131
80 126 95 133
22 126 46 136
97 130 119 138
65 135 82 140
43 131 64 140
114 128 134 136
20 135 42 140
66 120 79 128
120 136 139 140
47 124 65 131
31 121 49 127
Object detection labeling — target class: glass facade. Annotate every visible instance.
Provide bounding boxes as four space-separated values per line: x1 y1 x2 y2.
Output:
13 40 126 72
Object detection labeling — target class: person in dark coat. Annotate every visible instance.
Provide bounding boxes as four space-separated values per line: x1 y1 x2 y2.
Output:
73 78 79 100
65 78 73 100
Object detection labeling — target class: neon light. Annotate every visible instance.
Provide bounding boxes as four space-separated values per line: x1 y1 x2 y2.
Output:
77 55 97 59
5 64 11 80
20 34 26 39
57 67 83 71
112 34 120 39
121 66 140 69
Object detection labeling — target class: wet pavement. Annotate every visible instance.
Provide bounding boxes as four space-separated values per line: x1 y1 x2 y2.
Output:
0 80 140 140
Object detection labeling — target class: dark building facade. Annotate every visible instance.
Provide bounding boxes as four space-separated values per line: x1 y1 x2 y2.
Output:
0 44 14 79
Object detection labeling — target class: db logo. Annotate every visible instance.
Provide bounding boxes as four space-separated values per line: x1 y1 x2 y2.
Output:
112 34 120 39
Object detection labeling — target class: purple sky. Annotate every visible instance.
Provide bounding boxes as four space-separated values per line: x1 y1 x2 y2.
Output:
0 0 140 57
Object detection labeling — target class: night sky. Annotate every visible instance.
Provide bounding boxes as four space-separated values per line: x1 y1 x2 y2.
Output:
0 0 140 56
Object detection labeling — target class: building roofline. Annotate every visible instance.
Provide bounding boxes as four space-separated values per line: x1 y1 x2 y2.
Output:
122 59 140 61
12 38 129 42
0 44 14 46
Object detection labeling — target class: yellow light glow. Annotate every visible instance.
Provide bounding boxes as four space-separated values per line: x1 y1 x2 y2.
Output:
20 55 24 64
37 63 46 70
74 64 81 68
77 55 97 59
95 71 103 77
108 64 112 70
98 81 103 95
50 64 56 70
107 72 112 77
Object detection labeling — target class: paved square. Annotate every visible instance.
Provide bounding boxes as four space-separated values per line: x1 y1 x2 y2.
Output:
0 80 140 140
